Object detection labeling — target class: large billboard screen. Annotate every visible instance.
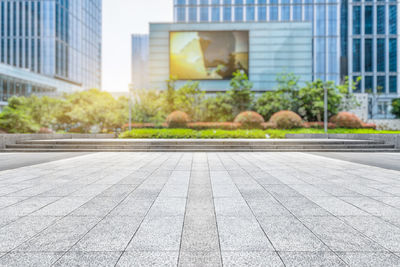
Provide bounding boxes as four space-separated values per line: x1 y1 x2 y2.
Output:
170 31 249 80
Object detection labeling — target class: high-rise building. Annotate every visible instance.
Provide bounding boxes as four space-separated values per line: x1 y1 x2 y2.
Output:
131 34 149 89
0 0 102 106
173 0 399 118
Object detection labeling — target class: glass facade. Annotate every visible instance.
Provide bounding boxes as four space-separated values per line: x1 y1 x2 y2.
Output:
0 0 102 93
173 0 400 116
174 0 342 84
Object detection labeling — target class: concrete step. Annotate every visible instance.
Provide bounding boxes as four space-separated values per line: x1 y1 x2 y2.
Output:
17 139 385 146
6 144 396 149
3 148 400 153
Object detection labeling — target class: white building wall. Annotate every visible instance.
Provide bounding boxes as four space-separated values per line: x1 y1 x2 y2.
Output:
148 22 312 92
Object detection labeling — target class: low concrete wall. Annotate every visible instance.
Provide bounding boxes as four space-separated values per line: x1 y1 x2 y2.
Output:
286 133 400 149
0 134 115 150
367 120 400 131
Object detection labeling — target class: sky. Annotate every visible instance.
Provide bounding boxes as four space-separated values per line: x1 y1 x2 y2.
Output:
102 0 173 92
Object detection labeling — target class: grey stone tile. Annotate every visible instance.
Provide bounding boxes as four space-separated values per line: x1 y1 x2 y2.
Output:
221 251 284 267
71 216 143 252
258 215 330 252
54 252 122 267
70 197 123 217
147 197 187 218
31 196 93 217
265 185 305 198
337 252 400 267
299 216 386 252
126 216 184 251
340 215 400 252
15 216 100 252
108 198 153 217
0 252 63 267
279 252 346 267
0 197 60 217
246 199 292 217
96 184 138 198
178 251 222 267
0 216 60 252
116 251 179 267
0 197 28 209
180 216 220 252
213 198 253 218
340 197 400 217
277 197 331 216
217 216 274 251
307 196 369 216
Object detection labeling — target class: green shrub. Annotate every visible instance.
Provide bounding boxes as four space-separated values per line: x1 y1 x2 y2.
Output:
330 112 363 128
392 98 400 118
269 111 303 129
234 111 265 129
166 111 190 128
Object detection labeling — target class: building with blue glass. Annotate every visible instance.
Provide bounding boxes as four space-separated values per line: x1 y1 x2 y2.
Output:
173 0 399 118
0 0 102 107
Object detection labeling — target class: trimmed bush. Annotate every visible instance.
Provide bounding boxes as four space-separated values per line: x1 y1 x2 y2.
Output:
330 112 363 128
234 111 265 129
361 122 377 129
303 122 336 129
38 127 54 134
166 111 190 128
269 111 303 129
261 122 277 129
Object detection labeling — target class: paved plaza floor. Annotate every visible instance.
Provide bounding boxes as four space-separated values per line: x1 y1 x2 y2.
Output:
0 152 400 266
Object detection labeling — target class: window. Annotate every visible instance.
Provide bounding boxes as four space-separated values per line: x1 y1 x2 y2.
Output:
270 6 278 21
377 39 385 72
177 0 186 4
304 5 313 21
365 39 373 72
177 7 186 21
389 76 397 93
353 39 361 72
389 5 397 34
293 6 302 21
246 6 255 21
211 7 220 21
316 38 326 74
328 5 337 36
365 6 373 34
317 6 326 35
365 76 373 93
377 6 385 34
281 6 290 21
353 6 361 35
189 7 197 21
223 7 231 21
212 0 220 4
234 7 243 21
389 39 397 72
377 76 386 93
328 38 338 74
200 7 209 21
258 6 266 21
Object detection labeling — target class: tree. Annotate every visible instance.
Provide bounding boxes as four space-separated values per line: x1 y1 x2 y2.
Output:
0 97 39 133
298 80 343 122
392 98 400 118
338 76 360 112
165 77 176 114
255 72 300 120
203 93 234 122
227 70 254 115
173 81 205 121
131 89 166 123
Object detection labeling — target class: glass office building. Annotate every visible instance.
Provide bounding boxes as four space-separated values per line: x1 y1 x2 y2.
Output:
174 0 400 118
0 0 102 104
174 0 341 84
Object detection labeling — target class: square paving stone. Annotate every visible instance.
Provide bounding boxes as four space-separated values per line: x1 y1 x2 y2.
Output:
257 215 331 252
178 251 222 266
221 251 284 267
54 252 122 267
279 252 347 267
116 251 179 267
0 252 63 267
15 216 101 252
337 252 400 266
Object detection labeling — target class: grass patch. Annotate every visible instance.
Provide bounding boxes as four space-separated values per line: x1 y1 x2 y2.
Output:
119 128 400 139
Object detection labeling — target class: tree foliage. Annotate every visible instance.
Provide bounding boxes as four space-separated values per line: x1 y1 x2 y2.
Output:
392 98 400 118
